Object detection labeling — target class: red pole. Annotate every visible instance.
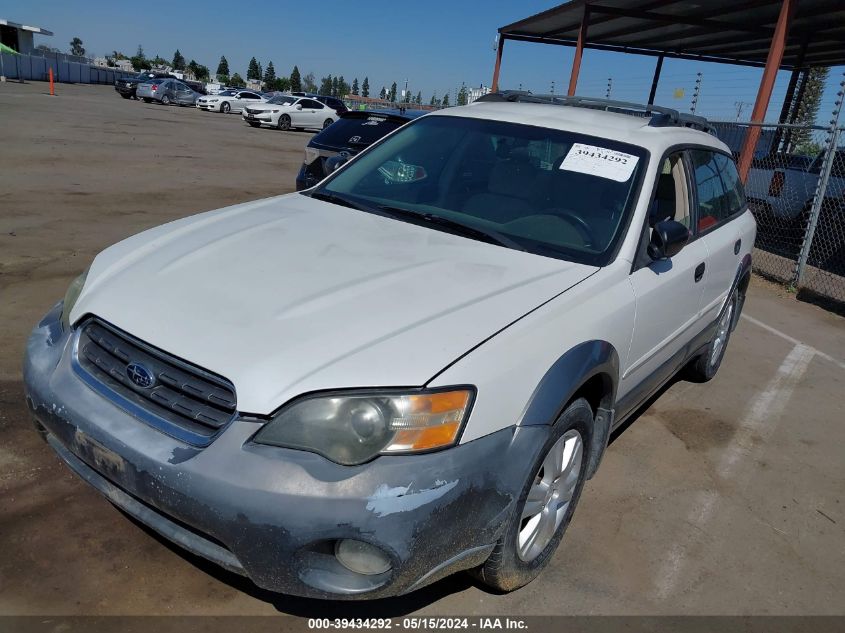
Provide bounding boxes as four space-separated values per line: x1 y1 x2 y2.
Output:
567 6 590 96
492 36 505 92
737 0 795 182
49 66 55 95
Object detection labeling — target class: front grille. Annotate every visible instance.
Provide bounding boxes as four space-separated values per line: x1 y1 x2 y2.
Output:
74 319 237 445
245 108 263 115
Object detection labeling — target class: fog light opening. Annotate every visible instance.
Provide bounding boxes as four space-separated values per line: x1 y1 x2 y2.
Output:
334 539 392 576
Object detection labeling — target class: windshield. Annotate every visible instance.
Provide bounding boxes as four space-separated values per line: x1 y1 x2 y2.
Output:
316 115 647 265
269 96 297 105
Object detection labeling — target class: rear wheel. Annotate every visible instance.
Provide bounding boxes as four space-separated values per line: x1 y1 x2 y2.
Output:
472 398 592 592
120 93 131 99
221 102 231 114
161 95 171 105
687 289 737 382
323 118 334 129
278 114 291 131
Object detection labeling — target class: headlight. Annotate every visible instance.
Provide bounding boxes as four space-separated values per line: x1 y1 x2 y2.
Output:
304 147 320 165
253 388 474 465
60 268 89 330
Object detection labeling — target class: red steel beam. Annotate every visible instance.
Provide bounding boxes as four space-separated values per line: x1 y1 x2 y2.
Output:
738 0 795 182
567 5 590 96
492 36 505 92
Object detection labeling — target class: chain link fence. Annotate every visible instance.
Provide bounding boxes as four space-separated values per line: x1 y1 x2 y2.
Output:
711 121 844 307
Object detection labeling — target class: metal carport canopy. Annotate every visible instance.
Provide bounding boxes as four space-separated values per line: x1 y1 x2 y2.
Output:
496 0 845 70
493 0 845 181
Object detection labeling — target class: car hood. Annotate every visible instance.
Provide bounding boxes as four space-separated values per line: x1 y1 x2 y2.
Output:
72 194 596 414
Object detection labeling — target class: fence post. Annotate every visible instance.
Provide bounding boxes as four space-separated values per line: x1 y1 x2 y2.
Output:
794 74 844 287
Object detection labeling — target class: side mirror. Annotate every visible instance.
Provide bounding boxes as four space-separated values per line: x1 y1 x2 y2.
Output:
324 152 350 175
648 219 689 260
295 103 303 110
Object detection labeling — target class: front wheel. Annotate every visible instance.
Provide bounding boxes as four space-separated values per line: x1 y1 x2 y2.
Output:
221 102 231 114
687 289 737 382
472 398 592 592
323 118 334 129
278 114 291 131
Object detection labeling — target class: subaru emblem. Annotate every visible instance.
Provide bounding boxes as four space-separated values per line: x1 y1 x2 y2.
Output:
126 362 156 389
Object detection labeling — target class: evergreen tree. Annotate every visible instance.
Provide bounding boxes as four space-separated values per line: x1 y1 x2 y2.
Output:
442 92 450 107
331 76 339 97
247 57 260 80
415 91 422 105
389 82 397 102
172 49 186 70
290 65 302 92
429 93 437 106
379 86 387 100
337 76 347 97
789 68 831 154
320 74 333 96
351 78 359 95
362 77 370 97
130 45 150 71
302 71 317 92
216 55 230 83
264 61 276 85
457 85 468 106
230 72 245 87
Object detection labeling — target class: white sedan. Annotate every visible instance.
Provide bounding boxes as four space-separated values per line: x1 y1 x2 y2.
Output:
242 95 338 131
197 90 266 114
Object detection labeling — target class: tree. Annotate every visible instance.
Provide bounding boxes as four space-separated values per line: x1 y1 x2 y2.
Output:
389 82 397 102
216 55 230 82
172 49 186 70
187 60 209 81
441 92 450 107
230 73 246 87
362 77 370 97
264 61 276 84
337 76 348 97
457 85 468 106
331 76 339 97
302 71 317 93
130 45 150 71
351 78 359 95
788 67 831 154
379 86 386 99
290 65 302 92
69 37 85 57
415 91 422 105
36 44 61 54
247 57 261 80
150 55 167 67
429 93 438 106
320 74 333 95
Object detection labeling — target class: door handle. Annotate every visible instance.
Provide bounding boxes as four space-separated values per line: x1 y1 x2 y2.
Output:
734 239 742 255
695 262 706 283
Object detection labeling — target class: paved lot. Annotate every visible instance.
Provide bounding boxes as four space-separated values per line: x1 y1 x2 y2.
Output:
1 82 843 617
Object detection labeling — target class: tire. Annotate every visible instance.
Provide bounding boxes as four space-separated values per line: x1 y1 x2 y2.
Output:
323 118 333 129
142 98 152 103
472 398 593 592
221 102 231 114
161 95 171 105
687 289 737 382
278 114 291 131
248 121 261 128
120 93 131 99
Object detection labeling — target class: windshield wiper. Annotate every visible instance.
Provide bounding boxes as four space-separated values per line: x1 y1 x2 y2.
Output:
308 190 374 212
377 205 527 252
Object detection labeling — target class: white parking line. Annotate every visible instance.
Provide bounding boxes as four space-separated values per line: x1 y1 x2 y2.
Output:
654 342 815 600
742 314 845 371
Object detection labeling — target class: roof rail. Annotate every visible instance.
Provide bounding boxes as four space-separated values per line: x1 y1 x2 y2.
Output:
475 91 715 134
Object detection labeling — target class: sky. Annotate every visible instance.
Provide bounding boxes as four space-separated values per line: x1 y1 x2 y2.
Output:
2 0 843 123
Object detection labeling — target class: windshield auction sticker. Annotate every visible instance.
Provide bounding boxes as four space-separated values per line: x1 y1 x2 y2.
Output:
560 143 639 182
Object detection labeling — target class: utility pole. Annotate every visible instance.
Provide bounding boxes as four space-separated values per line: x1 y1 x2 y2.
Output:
605 77 612 99
690 72 702 114
734 100 752 121
550 80 555 95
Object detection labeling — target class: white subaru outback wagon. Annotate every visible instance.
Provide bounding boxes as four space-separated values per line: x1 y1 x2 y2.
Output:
24 93 756 599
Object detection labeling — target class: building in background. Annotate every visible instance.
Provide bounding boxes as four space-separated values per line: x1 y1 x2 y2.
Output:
468 85 491 103
0 19 53 55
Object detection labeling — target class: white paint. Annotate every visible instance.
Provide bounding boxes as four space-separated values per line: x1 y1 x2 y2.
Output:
742 314 845 371
655 343 814 600
560 143 639 182
365 480 458 517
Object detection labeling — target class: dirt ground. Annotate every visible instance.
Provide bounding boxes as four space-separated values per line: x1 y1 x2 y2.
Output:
1 82 843 617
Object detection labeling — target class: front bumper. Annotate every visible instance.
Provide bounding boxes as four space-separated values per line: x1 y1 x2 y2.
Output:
243 112 272 123
23 305 547 599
